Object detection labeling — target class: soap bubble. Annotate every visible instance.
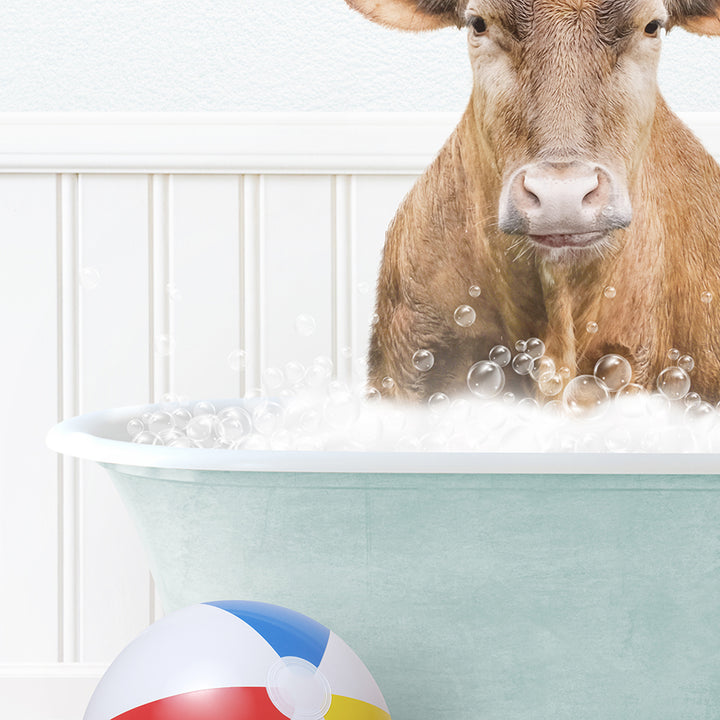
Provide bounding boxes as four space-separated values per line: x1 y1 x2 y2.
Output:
428 392 450 414
382 376 395 390
168 436 198 448
454 305 476 327
525 338 545 359
252 400 285 436
172 407 192 430
469 285 482 298
656 366 691 400
370 313 379 326
489 345 511 367
515 340 527 352
562 375 609 418
126 417 144 439
412 349 435 372
185 415 215 443
217 408 252 443
295 314 316 337
147 411 174 435
364 387 382 403
684 392 702 409
558 366 572 379
667 348 680 362
701 291 713 304
284 360 306 386
678 355 694 373
586 321 599 334
154 334 175 357
158 429 184 445
530 356 555 382
603 286 616 299
467 360 505 398
685 401 715 425
166 282 182 302
262 367 285 392
538 373 563 397
193 401 216 416
357 281 370 295
340 346 353 359
324 389 360 429
511 352 533 375
79 266 101 290
593 354 632 392
228 349 246 373
306 362 332 389
132 431 160 445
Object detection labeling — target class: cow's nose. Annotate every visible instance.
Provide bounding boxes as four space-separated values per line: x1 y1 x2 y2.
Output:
498 160 632 238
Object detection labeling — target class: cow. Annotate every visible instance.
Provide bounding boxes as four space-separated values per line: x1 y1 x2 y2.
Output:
343 0 720 403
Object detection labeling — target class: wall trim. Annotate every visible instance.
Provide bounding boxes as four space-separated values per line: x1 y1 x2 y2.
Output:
0 111 717 174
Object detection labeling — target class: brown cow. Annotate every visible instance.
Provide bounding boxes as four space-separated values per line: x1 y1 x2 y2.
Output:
345 0 720 402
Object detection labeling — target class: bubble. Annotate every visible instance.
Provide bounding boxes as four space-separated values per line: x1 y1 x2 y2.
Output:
454 305 476 327
684 392 702 409
603 286 616 299
467 361 505 399
281 360 304 386
515 340 527 352
357 281 371 295
381 376 395 390
154 334 175 357
502 392 516 404
586 321 599 334
228 349 246 373
364 387 382 403
79 266 101 290
593 354 632 392
262 367 285 391
158 429 184 445
168 436 198 448
217 409 253 443
558 366 572 379
299 408 322 434
538 373 563 397
678 354 694 372
685 401 715 425
193 401 216 416
428 392 450 413
306 362 332 390
511 352 533 375
370 313 379 326
701 290 713 304
656 366 691 400
185 415 215 443
132 431 160 445
525 338 545 359
605 426 631 452
340 346 353 359
295 314 316 337
562 375 609 418
147 411 174 435
252 400 285 435
172 407 192 430
489 345 511 367
469 285 482 298
530 356 555 382
667 348 680 362
412 349 435 372
126 417 144 439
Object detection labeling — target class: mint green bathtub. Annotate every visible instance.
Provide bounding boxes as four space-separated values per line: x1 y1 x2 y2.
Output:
47 402 720 720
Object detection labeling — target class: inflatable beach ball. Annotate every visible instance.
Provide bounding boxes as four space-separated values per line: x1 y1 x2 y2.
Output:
85 600 391 720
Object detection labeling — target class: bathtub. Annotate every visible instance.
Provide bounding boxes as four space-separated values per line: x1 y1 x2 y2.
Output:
47 400 720 720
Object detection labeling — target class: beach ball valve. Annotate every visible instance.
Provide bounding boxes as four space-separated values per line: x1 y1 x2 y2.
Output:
84 600 391 720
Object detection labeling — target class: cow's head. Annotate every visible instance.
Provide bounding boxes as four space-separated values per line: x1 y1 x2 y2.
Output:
345 0 720 258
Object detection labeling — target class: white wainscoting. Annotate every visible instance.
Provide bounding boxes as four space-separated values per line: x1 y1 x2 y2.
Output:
0 112 718 720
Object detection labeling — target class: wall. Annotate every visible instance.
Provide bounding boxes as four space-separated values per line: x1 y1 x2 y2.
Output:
0 0 718 112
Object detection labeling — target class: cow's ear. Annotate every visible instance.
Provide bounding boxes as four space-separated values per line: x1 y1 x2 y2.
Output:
666 0 720 35
344 0 461 31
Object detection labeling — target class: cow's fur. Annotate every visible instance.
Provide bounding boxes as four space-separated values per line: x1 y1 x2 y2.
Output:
346 0 720 401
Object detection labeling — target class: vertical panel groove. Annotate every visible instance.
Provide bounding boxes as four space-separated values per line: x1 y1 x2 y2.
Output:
332 175 354 383
58 173 81 663
241 174 264 392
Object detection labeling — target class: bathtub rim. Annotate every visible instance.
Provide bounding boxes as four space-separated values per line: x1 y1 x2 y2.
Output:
46 401 720 475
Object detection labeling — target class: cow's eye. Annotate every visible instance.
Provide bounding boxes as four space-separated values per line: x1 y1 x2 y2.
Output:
644 20 661 36
469 16 488 35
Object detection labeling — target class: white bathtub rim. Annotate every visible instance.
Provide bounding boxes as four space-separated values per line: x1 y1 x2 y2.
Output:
46 402 720 476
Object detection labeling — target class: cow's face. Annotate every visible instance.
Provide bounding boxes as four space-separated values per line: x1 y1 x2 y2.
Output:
345 0 720 258
471 0 667 258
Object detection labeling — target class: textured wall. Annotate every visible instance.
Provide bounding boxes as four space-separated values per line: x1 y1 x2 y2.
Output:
0 0 718 112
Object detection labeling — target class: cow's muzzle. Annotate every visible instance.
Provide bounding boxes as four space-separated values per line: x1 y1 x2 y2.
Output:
498 160 632 247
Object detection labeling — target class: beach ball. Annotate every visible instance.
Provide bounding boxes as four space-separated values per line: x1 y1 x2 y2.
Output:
84 600 391 720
